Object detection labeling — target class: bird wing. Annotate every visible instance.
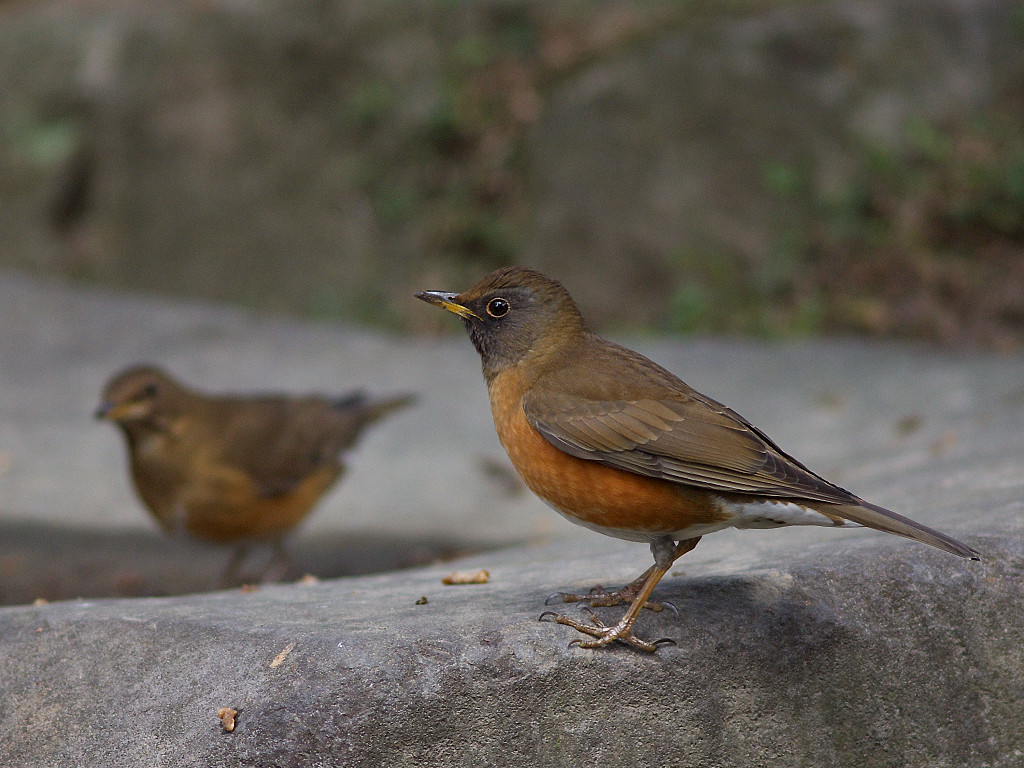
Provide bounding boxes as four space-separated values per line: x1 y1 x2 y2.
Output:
521 343 856 504
214 392 414 498
518 339 978 560
214 398 354 498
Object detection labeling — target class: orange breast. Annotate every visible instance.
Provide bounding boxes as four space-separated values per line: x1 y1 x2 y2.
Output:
487 368 728 540
137 455 340 544
180 466 341 543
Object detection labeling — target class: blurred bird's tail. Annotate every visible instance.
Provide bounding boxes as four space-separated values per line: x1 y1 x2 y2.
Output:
333 391 417 425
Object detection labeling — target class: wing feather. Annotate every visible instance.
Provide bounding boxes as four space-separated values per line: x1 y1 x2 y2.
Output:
521 344 857 504
512 335 977 559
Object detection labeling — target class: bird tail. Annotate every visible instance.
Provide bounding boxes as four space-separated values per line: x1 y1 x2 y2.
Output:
333 392 417 425
828 500 979 560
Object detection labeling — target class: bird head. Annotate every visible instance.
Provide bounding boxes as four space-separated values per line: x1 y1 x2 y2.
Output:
416 266 589 380
96 365 184 427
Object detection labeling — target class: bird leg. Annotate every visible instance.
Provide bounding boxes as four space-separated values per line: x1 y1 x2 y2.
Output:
219 544 250 588
544 564 662 609
258 538 293 583
541 536 701 652
218 539 293 587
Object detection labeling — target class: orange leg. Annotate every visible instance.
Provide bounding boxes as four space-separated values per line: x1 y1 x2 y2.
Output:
541 536 701 652
545 563 659 608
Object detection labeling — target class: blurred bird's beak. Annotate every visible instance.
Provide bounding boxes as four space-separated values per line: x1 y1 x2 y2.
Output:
95 401 139 421
415 290 481 320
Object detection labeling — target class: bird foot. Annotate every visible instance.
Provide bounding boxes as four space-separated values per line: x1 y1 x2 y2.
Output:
544 582 672 613
539 610 675 653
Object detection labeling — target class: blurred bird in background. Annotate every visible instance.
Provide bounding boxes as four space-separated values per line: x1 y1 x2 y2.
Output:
97 364 415 585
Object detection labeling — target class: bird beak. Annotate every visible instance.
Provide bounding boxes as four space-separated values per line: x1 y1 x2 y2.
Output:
95 401 136 421
415 290 481 321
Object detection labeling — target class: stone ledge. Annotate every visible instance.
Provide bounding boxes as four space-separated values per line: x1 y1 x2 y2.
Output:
3 272 1024 765
0 515 1019 767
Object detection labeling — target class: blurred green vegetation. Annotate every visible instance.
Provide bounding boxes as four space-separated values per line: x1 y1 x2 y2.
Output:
333 1 750 300
757 116 1024 346
663 114 1024 347
345 3 1024 346
4 0 1023 347
346 6 545 284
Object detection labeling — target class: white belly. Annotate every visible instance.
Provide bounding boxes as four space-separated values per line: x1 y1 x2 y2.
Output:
543 496 858 544
720 499 859 530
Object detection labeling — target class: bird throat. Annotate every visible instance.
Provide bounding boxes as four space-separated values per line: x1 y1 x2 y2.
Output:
469 315 589 387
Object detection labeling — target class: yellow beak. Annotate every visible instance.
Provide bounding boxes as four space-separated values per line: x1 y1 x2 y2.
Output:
415 290 481 321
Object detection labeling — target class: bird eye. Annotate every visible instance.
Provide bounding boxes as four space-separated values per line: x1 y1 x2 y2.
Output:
486 298 510 318
140 383 158 399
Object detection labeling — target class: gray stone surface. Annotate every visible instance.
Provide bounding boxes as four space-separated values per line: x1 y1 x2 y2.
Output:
2 272 1024 765
1 529 1021 766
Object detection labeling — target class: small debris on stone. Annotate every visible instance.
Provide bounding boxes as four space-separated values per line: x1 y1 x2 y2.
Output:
270 643 295 668
442 569 490 585
895 413 923 435
217 707 238 732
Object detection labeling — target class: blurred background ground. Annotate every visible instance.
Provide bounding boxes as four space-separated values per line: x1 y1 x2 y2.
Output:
1 0 1023 345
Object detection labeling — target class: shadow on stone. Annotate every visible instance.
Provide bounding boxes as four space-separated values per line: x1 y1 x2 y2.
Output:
0 518 487 606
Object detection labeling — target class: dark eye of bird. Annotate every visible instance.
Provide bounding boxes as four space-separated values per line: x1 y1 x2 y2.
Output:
486 298 510 318
140 383 158 399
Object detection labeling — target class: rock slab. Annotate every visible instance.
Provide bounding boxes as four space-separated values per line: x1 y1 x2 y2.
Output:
0 530 1021 767
2 273 1024 765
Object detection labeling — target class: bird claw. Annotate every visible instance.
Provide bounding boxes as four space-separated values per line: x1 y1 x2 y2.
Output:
537 554 688 652
541 607 603 629
542 609 671 653
659 600 679 619
543 583 677 612
572 627 668 653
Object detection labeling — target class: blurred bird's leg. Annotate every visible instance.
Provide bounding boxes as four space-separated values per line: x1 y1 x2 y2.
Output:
219 544 250 588
258 538 293 584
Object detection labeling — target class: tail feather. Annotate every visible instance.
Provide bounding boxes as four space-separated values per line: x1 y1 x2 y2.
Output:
363 393 417 423
333 392 417 425
332 391 366 411
830 500 979 560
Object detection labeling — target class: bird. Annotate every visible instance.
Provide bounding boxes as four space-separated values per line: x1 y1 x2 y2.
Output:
416 266 979 652
96 364 416 585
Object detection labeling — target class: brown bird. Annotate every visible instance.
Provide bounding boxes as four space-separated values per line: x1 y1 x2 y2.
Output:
97 365 415 584
417 267 978 651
